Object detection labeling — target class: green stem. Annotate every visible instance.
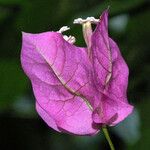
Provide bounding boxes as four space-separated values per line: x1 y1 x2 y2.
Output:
102 126 115 150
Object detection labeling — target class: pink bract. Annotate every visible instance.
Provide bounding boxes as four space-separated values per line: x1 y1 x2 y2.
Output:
21 9 133 135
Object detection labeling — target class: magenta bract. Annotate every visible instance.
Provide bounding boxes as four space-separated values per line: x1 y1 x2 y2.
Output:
21 10 133 135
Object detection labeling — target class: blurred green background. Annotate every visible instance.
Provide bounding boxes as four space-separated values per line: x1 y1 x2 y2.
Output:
0 0 150 149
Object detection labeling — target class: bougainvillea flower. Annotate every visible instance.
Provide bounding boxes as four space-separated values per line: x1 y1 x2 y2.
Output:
21 9 133 135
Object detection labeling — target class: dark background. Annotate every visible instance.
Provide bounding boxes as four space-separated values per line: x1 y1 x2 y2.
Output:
0 0 150 150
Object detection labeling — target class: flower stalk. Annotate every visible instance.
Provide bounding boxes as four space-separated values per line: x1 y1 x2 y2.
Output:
102 126 115 150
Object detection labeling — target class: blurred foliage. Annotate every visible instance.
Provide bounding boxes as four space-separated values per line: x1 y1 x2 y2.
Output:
0 0 150 150
0 60 28 109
